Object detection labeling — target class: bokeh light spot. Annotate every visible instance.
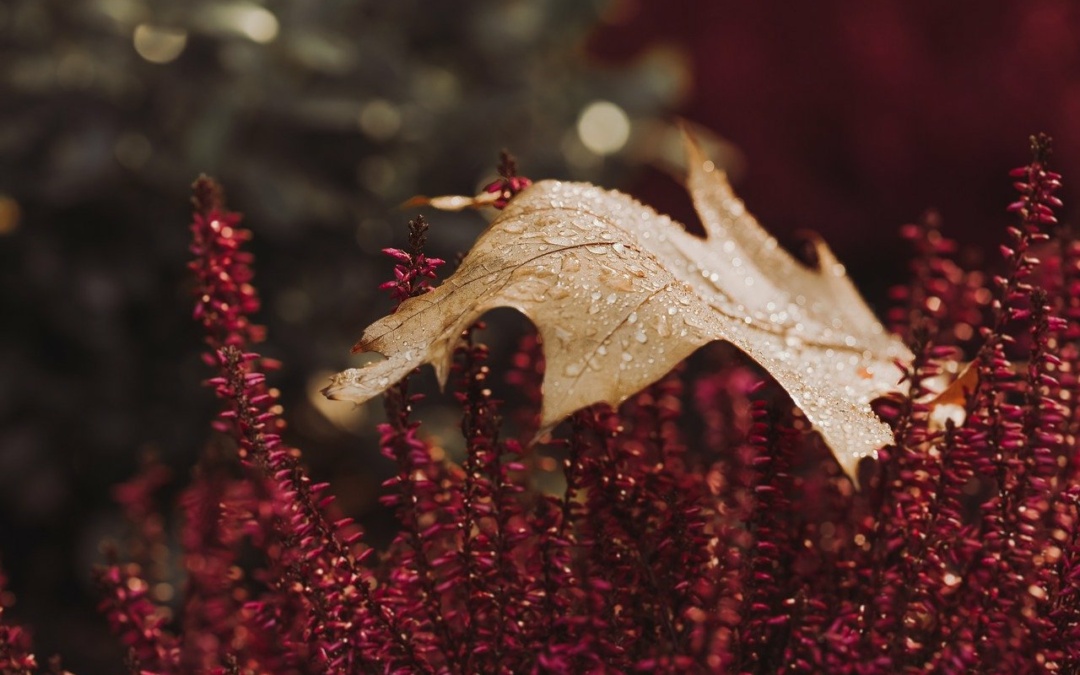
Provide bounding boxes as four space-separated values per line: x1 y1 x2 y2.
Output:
133 24 188 64
232 5 279 44
577 100 631 156
0 195 20 235
358 99 402 142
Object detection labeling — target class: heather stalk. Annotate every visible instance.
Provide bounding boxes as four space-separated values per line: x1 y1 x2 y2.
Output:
504 332 545 440
447 331 494 669
566 380 708 672
183 176 275 670
738 398 797 673
889 211 959 343
691 364 760 670
1016 291 1067 665
1049 486 1080 667
94 560 180 673
503 331 585 664
0 565 37 675
191 178 429 672
953 134 1061 668
1055 227 1080 465
534 410 634 671
189 176 264 352
622 374 712 672
215 346 426 673
378 379 461 668
176 457 250 672
109 455 173 588
449 328 529 670
526 433 587 671
371 215 465 670
868 207 965 668
857 327 943 667
570 407 645 666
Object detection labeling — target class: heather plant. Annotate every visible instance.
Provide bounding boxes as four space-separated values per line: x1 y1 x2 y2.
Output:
2 134 1080 674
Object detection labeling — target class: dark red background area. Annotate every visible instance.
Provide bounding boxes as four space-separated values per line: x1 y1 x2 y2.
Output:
590 0 1080 294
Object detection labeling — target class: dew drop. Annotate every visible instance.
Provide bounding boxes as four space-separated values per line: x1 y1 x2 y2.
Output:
543 235 574 247
609 275 634 292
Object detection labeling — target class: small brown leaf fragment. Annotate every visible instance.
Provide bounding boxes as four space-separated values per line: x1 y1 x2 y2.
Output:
326 130 913 480
400 192 501 212
928 360 979 409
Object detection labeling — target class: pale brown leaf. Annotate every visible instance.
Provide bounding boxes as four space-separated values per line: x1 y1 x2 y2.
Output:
400 192 501 211
325 132 912 479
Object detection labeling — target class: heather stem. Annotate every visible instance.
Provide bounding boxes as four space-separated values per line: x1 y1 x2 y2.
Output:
218 347 426 673
0 565 37 675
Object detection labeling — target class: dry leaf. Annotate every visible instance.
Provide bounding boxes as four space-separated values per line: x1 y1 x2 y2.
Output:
925 360 978 430
325 132 912 479
400 192 501 211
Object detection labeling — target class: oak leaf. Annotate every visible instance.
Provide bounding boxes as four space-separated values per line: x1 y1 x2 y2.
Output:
325 133 912 479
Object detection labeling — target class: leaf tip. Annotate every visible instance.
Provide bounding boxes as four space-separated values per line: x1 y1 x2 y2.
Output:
679 122 713 176
321 370 357 402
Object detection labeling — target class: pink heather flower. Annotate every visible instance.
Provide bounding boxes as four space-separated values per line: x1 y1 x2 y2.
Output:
482 150 533 210
0 566 38 675
379 215 445 307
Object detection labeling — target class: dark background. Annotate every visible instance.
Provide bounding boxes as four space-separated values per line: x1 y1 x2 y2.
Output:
1 0 1078 671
